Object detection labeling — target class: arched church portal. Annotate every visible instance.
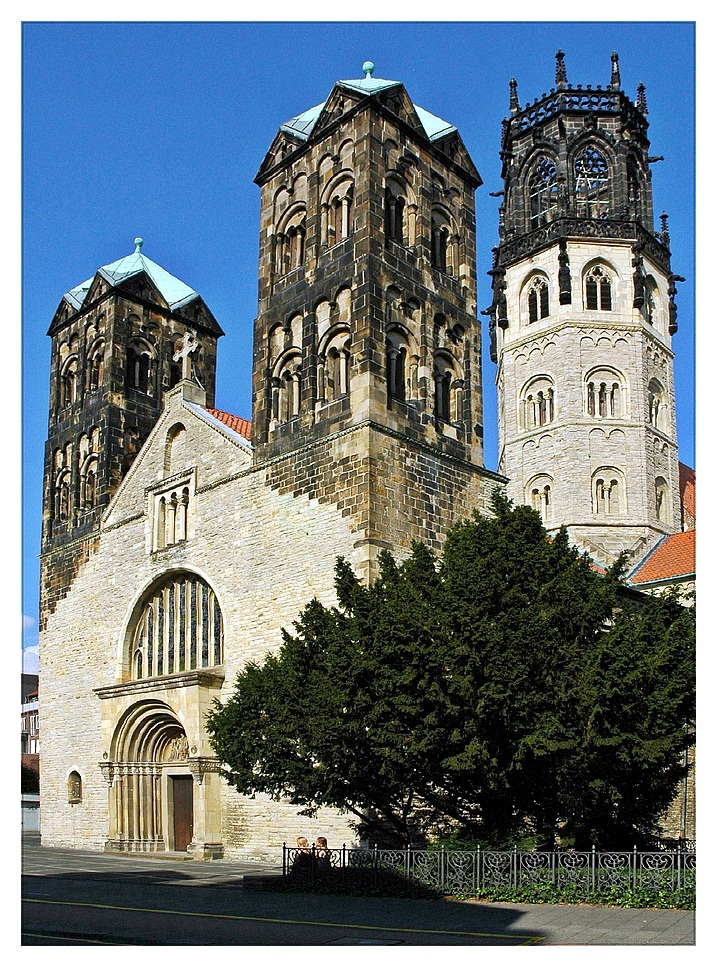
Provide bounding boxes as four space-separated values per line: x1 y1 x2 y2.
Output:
102 700 194 853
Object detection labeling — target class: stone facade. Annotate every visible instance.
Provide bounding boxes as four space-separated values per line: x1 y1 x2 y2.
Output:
38 69 500 860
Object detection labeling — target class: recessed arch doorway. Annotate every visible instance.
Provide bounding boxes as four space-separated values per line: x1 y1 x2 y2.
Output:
102 699 194 853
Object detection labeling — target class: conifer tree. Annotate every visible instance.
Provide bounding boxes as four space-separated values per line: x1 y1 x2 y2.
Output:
206 491 695 848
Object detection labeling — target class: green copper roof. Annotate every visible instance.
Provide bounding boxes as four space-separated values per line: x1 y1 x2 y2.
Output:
64 238 199 311
279 63 456 144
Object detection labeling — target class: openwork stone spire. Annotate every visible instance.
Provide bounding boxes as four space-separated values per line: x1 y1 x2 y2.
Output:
636 82 649 115
509 77 519 114
610 51 621 90
555 50 567 90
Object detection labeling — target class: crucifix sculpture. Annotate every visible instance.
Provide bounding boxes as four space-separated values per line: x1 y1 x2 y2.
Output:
173 330 199 379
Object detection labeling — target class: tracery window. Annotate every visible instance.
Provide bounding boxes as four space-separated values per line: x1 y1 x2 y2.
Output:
130 573 223 680
585 265 613 311
527 276 550 323
627 157 642 216
574 147 610 218
528 156 559 229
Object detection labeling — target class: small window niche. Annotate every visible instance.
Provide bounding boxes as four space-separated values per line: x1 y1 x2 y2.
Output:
68 770 82 804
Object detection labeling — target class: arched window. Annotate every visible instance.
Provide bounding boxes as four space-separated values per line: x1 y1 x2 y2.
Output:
655 476 670 523
154 485 190 550
384 176 415 247
434 352 463 424
271 351 302 426
648 377 667 431
592 468 624 515
527 276 550 323
275 208 307 275
67 771 82 804
386 334 408 402
55 469 72 522
574 146 610 218
526 474 553 521
126 343 154 394
586 368 624 419
60 358 78 407
527 156 558 229
322 178 354 247
385 190 405 244
521 375 555 429
130 573 223 680
430 209 455 274
165 423 187 475
584 265 613 311
318 330 350 404
87 343 104 391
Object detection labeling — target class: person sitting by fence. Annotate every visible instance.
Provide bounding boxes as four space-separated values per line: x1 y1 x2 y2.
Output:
314 836 332 874
291 836 313 875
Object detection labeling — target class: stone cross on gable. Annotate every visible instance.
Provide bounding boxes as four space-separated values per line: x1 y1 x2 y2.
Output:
173 330 200 380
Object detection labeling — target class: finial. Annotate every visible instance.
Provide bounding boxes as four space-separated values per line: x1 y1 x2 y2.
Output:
610 51 621 89
660 212 670 247
555 50 567 90
636 83 648 115
134 237 143 253
509 77 519 114
362 61 375 79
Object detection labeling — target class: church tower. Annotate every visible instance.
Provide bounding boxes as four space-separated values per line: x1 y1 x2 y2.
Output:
487 51 684 564
40 239 223 625
252 63 500 576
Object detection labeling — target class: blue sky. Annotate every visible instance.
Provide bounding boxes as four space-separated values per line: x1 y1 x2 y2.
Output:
20 19 697 675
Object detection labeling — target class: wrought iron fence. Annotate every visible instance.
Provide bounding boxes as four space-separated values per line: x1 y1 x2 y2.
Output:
283 843 696 898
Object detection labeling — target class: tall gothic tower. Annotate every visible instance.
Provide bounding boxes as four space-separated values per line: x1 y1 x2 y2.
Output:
252 63 500 576
487 51 684 564
40 239 223 624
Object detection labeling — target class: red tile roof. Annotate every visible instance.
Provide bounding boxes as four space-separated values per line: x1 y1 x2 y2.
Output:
204 408 252 441
679 462 696 526
630 529 696 586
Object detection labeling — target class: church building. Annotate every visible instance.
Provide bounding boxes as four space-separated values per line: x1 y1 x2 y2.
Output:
37 55 694 859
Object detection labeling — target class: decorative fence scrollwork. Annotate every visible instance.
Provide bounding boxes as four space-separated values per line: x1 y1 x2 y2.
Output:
282 843 696 899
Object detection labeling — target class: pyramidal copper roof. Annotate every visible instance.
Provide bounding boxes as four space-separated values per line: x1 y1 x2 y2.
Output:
280 62 456 145
64 238 199 312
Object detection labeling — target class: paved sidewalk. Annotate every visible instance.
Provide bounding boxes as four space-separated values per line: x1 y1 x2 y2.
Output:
21 834 695 945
